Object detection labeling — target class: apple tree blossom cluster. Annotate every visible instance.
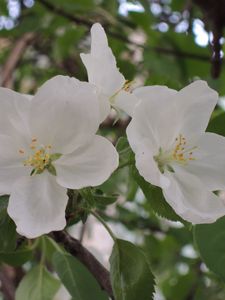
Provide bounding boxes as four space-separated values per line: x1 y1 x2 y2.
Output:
1 23 225 240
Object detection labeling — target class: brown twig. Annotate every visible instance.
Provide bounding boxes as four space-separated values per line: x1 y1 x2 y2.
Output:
0 266 16 300
51 231 114 299
100 116 130 130
193 0 225 77
211 25 223 78
79 222 87 243
1 32 36 88
106 29 217 63
183 0 193 12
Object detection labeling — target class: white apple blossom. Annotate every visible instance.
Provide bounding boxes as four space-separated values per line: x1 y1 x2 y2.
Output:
80 23 138 120
0 75 118 238
127 80 225 224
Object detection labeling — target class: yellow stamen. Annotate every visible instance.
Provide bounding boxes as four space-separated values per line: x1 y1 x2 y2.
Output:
20 138 62 176
154 134 197 173
23 138 53 174
172 134 197 164
123 80 133 92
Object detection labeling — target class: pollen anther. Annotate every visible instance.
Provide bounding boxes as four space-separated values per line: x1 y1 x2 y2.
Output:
154 134 197 173
171 134 197 164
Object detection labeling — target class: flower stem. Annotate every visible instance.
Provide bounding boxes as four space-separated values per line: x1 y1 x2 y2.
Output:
117 159 135 170
40 236 46 265
91 211 116 242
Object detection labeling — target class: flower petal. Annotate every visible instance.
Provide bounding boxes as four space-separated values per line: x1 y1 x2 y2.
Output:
112 90 140 116
185 132 225 190
80 23 125 97
55 135 119 189
127 117 168 187
175 80 218 137
163 167 225 224
30 75 100 154
131 81 217 147
97 92 111 122
127 86 177 152
0 135 29 195
7 172 68 238
127 135 169 188
0 87 31 139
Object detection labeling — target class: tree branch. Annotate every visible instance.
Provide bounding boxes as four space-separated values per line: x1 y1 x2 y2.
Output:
37 0 213 63
193 0 225 77
37 0 93 27
0 266 16 300
51 231 114 299
79 222 87 243
1 32 36 88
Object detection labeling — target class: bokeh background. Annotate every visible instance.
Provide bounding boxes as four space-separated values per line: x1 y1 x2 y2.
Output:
1 1 225 300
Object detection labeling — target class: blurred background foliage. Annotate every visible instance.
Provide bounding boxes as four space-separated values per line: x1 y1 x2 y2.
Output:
1 0 225 94
1 1 225 300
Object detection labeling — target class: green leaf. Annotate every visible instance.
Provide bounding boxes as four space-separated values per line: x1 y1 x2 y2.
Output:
116 137 134 168
129 11 152 32
0 247 33 266
0 1 8 15
79 188 95 208
41 236 64 263
207 112 225 136
51 153 62 161
0 207 16 252
53 252 109 300
0 195 9 210
53 27 86 60
194 216 225 281
16 265 60 300
132 166 185 223
116 137 130 153
161 271 197 300
47 164 57 176
94 190 118 208
110 239 155 300
50 0 95 11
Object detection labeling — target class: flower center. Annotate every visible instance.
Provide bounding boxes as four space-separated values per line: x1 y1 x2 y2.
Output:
19 138 61 176
154 134 197 173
